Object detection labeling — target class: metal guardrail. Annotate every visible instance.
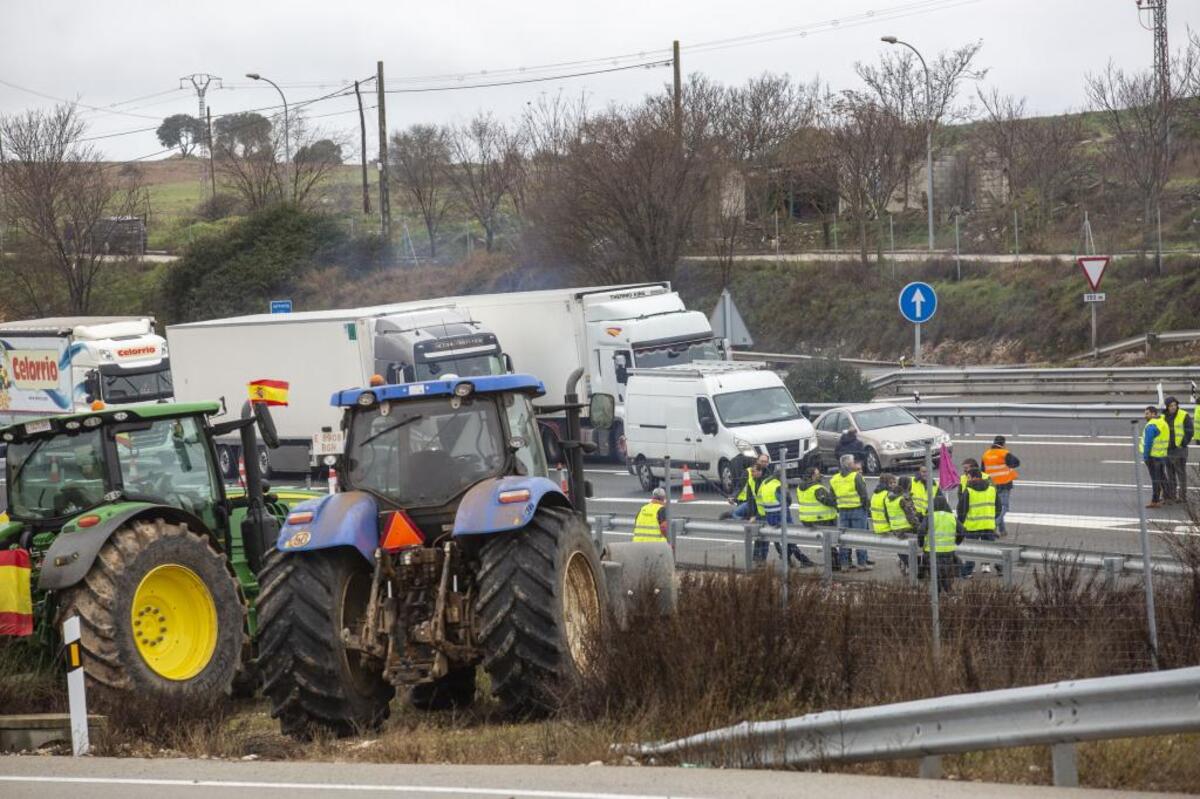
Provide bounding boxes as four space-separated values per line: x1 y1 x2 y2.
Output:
1069 329 1200 362
733 350 900 368
589 514 1190 585
624 666 1200 787
868 366 1200 396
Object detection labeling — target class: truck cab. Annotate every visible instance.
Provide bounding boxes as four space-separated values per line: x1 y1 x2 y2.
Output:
367 308 507 385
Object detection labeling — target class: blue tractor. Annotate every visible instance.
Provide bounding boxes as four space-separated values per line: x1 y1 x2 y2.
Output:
256 370 671 738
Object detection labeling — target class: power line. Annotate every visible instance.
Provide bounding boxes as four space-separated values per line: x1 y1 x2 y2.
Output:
0 76 167 120
383 60 671 94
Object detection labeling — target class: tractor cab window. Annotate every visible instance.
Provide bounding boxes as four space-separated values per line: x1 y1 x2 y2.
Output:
346 396 505 508
7 429 108 520
502 392 547 477
114 416 219 525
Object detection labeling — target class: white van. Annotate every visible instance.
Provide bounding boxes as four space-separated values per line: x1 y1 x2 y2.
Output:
624 362 817 495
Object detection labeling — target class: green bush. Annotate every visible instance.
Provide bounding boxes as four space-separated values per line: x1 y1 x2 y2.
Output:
163 204 346 322
785 359 873 403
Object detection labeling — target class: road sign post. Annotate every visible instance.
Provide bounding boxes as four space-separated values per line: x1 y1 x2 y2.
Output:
1078 256 1110 356
898 282 938 365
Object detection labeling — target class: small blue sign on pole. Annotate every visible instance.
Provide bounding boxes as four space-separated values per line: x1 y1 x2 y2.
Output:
898 282 937 365
898 282 937 324
270 299 293 314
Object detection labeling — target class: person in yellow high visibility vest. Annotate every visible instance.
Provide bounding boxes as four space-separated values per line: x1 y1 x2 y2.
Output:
1162 397 1193 505
888 475 921 575
830 454 871 570
870 474 896 535
1141 405 1170 508
956 468 1001 578
721 454 770 520
633 487 669 542
919 494 964 594
911 464 940 515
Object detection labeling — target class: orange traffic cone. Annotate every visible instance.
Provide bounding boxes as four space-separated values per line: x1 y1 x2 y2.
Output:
680 465 696 502
237 455 247 489
557 463 570 497
328 466 339 495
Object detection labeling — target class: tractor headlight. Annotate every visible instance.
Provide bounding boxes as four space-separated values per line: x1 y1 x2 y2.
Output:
64 421 81 431
83 417 102 428
356 392 377 407
453 382 474 398
113 412 129 422
2 432 12 442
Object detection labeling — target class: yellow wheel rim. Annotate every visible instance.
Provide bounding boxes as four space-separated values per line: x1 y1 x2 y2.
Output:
562 552 601 670
130 564 218 681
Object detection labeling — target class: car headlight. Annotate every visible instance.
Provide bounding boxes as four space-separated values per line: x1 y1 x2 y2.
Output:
734 438 756 456
938 433 952 445
881 440 900 452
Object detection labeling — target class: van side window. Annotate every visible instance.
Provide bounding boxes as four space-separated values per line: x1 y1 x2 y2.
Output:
696 398 716 426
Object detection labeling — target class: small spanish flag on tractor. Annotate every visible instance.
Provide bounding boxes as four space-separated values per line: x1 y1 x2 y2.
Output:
0 549 34 637
248 379 290 407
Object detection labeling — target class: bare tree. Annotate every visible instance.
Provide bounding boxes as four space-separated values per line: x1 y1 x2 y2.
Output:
0 104 144 314
213 111 280 210
1086 46 1197 260
445 113 523 252
287 118 346 208
512 91 588 220
526 79 718 284
390 124 453 258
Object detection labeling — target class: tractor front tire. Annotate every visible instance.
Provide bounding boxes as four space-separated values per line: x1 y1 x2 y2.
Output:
476 505 607 716
55 518 246 704
409 665 477 711
257 549 394 739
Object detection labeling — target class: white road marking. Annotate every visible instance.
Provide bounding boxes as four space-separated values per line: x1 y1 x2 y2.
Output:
953 439 1129 448
0 776 701 799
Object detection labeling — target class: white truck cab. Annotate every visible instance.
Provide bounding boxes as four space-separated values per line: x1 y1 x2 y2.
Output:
623 362 817 495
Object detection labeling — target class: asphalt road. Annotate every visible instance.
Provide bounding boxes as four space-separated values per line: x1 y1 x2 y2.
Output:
593 422 1199 579
0 756 1178 799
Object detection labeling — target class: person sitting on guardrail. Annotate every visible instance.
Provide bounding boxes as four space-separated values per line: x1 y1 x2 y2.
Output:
919 493 964 594
888 476 921 576
633 487 669 544
1162 397 1192 506
982 436 1020 536
957 468 1002 578
830 454 871 571
1141 406 1170 509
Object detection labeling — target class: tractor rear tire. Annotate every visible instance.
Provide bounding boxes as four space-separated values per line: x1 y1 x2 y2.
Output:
257 548 394 739
409 666 477 711
55 518 246 704
476 505 607 716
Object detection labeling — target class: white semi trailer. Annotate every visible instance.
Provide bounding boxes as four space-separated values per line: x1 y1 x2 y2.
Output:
0 316 172 425
443 283 722 460
167 304 507 477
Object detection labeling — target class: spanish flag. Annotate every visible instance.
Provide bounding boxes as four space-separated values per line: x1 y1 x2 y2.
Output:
0 549 33 637
248 379 290 407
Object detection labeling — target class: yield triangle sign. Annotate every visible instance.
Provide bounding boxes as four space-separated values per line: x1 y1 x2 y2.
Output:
1077 256 1110 291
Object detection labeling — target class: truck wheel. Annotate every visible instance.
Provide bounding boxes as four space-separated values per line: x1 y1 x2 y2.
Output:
476 505 608 716
409 666 477 711
609 422 626 464
257 549 393 739
55 518 246 704
634 457 659 492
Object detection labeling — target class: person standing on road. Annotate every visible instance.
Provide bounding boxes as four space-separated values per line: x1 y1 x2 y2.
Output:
1141 405 1170 509
1162 397 1192 506
957 468 1002 577
920 493 964 594
633 487 669 543
794 467 836 568
870 474 896 535
830 454 871 570
911 464 941 515
835 428 868 470
957 458 987 493
982 436 1020 536
722 453 770 520
887 475 921 575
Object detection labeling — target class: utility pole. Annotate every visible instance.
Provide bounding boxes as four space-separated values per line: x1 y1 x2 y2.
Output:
376 61 392 244
180 74 222 157
1137 0 1169 106
672 40 682 141
354 80 371 215
205 107 216 200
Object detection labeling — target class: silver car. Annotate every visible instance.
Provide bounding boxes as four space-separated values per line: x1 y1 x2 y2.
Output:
812 403 952 474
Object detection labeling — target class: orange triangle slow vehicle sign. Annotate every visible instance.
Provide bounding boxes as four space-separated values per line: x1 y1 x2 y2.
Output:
382 511 425 552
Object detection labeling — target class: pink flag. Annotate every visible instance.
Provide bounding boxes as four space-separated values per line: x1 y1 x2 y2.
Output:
938 443 959 489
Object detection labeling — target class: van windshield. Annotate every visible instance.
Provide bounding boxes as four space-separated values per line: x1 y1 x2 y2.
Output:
713 387 800 427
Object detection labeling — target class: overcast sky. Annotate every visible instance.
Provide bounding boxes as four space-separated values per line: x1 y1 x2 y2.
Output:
1 0 1197 161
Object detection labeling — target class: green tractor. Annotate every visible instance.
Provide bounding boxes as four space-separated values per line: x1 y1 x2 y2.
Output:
258 370 675 738
0 399 303 701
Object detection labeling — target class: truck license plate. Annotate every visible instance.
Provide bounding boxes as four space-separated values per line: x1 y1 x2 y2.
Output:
312 430 345 457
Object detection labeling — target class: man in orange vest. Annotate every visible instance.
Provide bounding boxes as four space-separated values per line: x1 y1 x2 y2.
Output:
981 436 1021 536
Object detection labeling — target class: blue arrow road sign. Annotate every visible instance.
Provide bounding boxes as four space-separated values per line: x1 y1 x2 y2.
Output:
898 282 937 324
270 299 293 314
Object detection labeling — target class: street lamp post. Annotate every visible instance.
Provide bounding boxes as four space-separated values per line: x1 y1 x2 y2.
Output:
881 36 935 252
246 72 291 198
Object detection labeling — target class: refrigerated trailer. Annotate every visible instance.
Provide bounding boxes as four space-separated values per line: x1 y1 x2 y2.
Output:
0 317 171 425
443 283 722 460
167 304 507 477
